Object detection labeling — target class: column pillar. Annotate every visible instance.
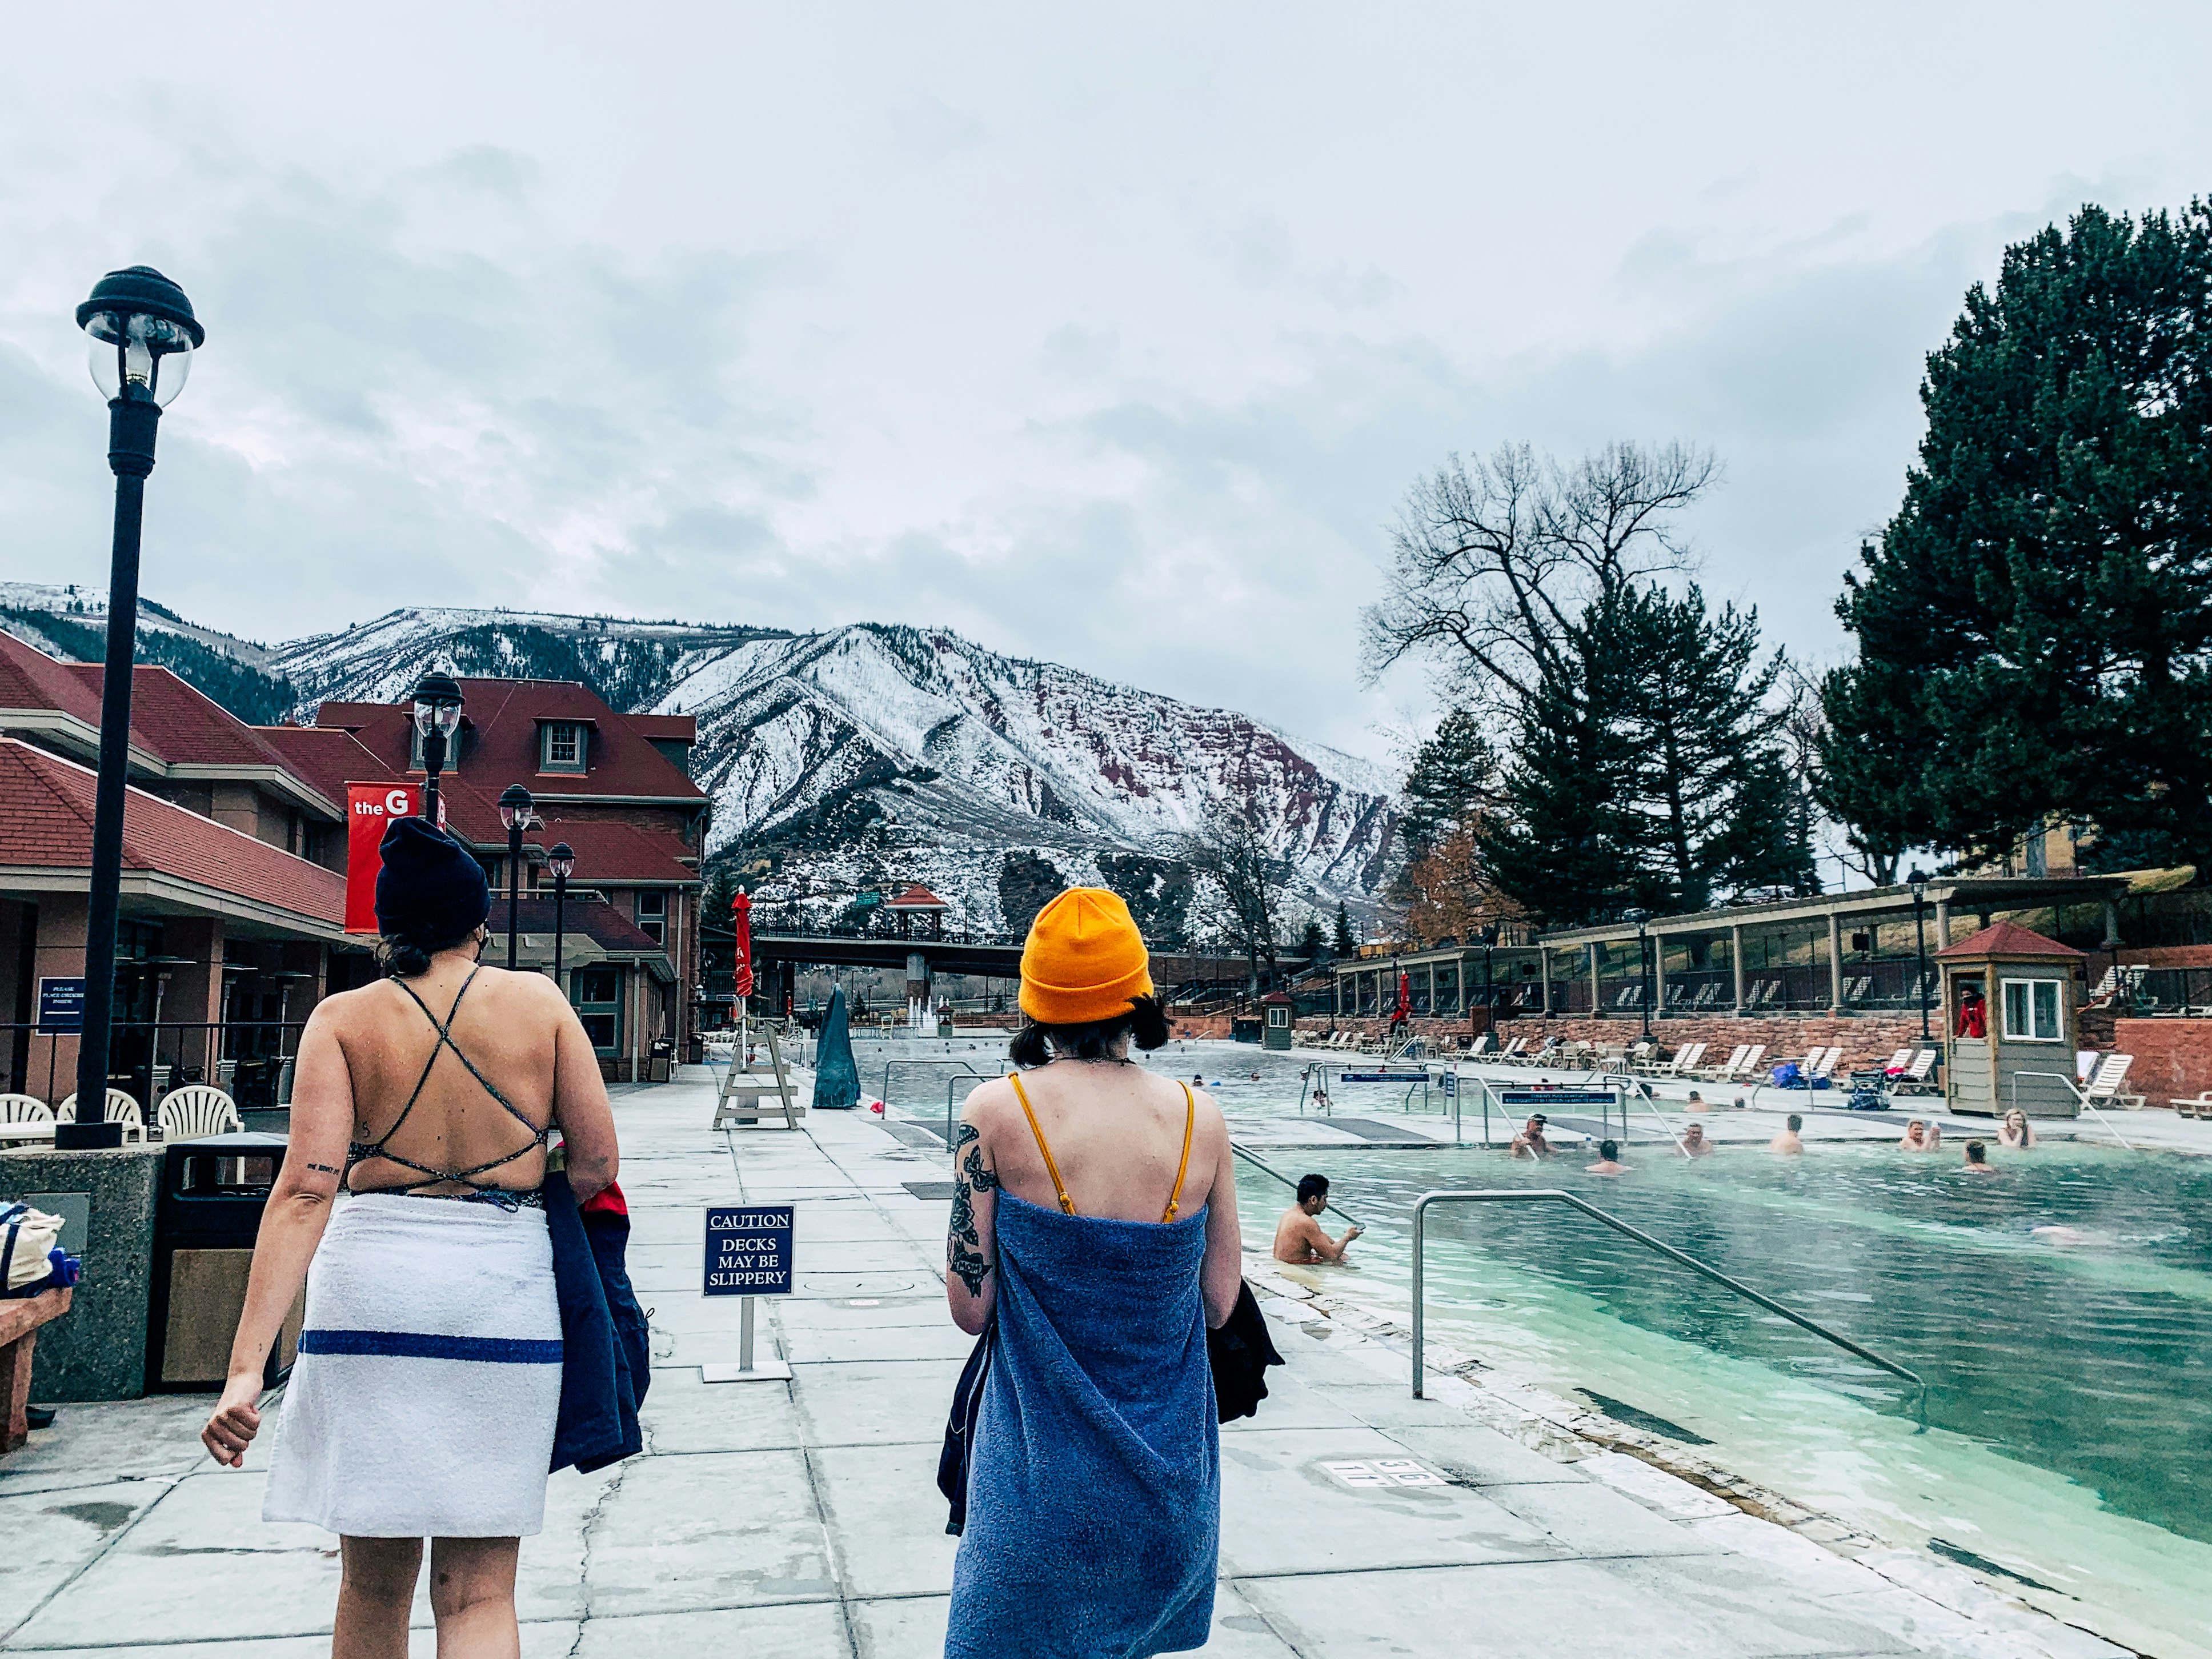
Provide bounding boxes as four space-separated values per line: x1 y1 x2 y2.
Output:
1540 946 1552 1015
1730 925 1746 1013
1652 933 1667 1017
1828 912 1845 1013
1589 943 1602 1017
2103 900 2121 948
1425 962 1437 1016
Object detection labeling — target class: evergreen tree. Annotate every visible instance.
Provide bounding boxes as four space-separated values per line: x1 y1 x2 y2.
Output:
1398 710 1496 861
1331 901 1357 957
1296 918 1328 960
1822 201 2212 867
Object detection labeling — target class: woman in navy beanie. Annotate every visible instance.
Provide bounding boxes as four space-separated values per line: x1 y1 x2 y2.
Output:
202 813 620 1655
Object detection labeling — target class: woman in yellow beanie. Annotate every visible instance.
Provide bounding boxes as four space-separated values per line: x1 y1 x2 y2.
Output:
944 888 1242 1658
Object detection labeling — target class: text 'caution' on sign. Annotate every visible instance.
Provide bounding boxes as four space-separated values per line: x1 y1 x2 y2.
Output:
704 1204 796 1296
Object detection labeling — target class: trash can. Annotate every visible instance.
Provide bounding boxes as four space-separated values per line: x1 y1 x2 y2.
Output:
647 1037 674 1084
143 1133 302 1393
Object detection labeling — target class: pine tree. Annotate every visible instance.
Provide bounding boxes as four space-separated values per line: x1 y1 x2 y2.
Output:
1398 710 1496 861
1296 918 1328 960
1822 201 2212 867
1331 901 1357 957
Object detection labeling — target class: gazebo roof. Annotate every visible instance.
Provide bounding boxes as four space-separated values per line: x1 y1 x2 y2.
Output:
884 882 949 911
1935 919 2087 961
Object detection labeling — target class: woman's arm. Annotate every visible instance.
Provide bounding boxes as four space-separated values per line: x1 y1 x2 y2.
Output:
548 984 618 1203
944 1099 1000 1336
1199 1102 1243 1329
202 1005 352 1467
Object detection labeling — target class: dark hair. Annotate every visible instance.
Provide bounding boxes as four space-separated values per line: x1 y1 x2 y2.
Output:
1009 993 1171 1068
1296 1174 1329 1204
375 927 481 979
1965 1139 1987 1163
1786 1114 1803 1131
1598 1139 1620 1160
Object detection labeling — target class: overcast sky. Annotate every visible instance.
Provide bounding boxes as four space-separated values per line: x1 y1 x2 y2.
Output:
2 3 2208 767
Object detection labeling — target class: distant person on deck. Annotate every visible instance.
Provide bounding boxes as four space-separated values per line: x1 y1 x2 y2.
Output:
1273 1175 1363 1264
1585 1139 1629 1175
1955 987 1987 1039
1770 1114 1804 1155
1509 1115 1554 1159
1999 1108 2037 1148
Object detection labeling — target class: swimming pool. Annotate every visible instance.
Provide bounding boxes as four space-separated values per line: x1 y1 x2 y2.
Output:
1232 1134 2212 1658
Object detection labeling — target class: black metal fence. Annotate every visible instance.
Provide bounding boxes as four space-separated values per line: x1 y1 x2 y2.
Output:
1 1020 306 1112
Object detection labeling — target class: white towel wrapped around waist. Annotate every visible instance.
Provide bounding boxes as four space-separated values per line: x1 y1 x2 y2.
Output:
263 1192 561 1538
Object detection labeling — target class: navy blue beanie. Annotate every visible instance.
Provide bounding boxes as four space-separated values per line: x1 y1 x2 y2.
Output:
374 818 490 941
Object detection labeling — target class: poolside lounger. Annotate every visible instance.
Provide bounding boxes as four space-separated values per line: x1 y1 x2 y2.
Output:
1646 1041 1704 1079
2172 1091 2212 1120
1890 1048 1941 1095
1695 1044 1750 1081
1734 1044 1768 1081
1691 983 1721 1009
2083 1053 2143 1111
1880 1047 1912 1075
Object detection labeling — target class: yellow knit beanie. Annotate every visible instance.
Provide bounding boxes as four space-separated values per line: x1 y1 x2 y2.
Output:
1019 888 1155 1024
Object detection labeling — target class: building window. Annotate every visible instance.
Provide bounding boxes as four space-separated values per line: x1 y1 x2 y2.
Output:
541 722 586 772
2001 977 2062 1043
572 965 624 1053
636 889 666 944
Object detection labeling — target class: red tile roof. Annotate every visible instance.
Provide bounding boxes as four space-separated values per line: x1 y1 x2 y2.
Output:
314 679 706 807
530 816 698 884
251 724 406 805
0 630 106 727
486 893 666 955
0 740 345 927
1935 919 2088 960
70 662 310 778
885 883 948 909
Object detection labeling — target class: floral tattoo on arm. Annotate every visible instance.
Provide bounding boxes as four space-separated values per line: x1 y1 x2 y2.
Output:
948 1122 1000 1296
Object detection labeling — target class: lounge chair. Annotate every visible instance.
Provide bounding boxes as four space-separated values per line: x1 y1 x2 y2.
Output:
2083 1053 2143 1112
156 1085 243 1140
1890 1048 1941 1095
1735 1044 1768 1081
2171 1091 2212 1120
1493 1037 1526 1064
1694 1044 1750 1081
1691 983 1721 1009
1878 1047 1912 1075
1806 1047 1843 1083
55 1088 147 1143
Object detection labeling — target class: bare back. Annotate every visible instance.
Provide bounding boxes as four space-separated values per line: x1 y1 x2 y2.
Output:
317 957 604 1197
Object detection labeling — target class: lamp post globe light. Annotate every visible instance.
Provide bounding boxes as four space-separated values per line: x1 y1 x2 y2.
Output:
72 266 203 1120
548 842 576 985
410 671 464 824
1908 867 1932 1043
1623 907 1653 1040
499 784 538 971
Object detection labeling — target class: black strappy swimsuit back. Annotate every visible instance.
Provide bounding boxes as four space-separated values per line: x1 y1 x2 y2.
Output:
346 965 550 1211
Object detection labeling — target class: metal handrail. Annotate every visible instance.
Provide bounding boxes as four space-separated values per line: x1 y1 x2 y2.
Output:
1410 1189 1926 1428
1231 1143 1363 1227
2010 1068 2134 1152
934 1064 1010 1159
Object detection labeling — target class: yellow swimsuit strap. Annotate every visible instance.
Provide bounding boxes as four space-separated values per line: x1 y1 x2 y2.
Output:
1008 1072 1075 1216
1163 1082 1196 1223
1005 1073 1199 1223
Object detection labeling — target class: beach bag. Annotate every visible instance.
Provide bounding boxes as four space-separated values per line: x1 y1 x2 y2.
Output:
937 1321 994 1536
1 1203 65 1294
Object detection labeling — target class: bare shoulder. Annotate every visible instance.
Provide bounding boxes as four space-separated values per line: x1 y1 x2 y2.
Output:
959 1074 1022 1134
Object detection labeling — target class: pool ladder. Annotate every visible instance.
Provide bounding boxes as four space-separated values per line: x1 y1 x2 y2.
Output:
1412 1189 1929 1430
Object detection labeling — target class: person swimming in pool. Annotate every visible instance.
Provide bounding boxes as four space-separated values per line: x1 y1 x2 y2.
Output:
1509 1115 1555 1159
1769 1114 1804 1155
1586 1139 1630 1175
1273 1175 1363 1263
1684 1091 1709 1113
1999 1108 2036 1148
1900 1120 1942 1152
1677 1123 1716 1158
1962 1139 1998 1174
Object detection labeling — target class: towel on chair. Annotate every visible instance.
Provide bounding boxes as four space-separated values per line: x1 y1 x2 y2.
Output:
947 1192 1218 1658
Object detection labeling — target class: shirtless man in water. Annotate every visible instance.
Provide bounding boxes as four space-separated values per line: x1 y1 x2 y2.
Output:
1273 1175 1363 1264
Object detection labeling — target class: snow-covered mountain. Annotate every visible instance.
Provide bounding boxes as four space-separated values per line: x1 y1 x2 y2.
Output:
0 587 1403 934
276 610 1401 933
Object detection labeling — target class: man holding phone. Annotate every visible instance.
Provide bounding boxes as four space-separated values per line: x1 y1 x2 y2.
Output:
1273 1175 1363 1264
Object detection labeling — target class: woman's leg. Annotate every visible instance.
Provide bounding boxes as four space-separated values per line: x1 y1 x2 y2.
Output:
335 1536 421 1659
426 1536 522 1659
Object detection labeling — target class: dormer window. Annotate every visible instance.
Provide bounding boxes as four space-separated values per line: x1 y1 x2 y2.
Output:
540 720 587 774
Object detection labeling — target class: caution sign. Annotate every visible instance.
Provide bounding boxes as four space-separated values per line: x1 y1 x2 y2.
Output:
703 1204 795 1296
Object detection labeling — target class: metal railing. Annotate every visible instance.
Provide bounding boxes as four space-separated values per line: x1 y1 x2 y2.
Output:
941 1065 1011 1160
1409 1189 1926 1426
1 1019 305 1110
1230 1143 1363 1227
2010 1068 2135 1152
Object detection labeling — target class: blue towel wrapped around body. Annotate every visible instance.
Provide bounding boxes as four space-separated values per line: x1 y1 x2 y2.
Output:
947 1191 1219 1658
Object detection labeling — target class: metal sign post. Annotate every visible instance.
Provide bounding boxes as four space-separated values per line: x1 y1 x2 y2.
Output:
1442 1067 1460 1144
701 1203 796 1382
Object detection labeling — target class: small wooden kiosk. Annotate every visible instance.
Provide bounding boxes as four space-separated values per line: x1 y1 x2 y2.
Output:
1261 991 1295 1051
1936 920 2086 1118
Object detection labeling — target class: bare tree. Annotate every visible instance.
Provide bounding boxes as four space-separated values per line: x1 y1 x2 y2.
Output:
1361 441 1720 719
1180 811 1285 992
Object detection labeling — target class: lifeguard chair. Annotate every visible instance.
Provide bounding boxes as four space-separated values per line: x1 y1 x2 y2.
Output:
1935 920 2087 1118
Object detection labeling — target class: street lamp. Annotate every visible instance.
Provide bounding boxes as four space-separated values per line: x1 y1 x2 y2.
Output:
499 784 538 971
1623 908 1653 1040
73 266 203 1119
1907 867 1932 1043
411 671 464 824
548 842 576 986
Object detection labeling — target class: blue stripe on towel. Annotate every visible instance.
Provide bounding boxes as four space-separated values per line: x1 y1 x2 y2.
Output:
298 1329 563 1364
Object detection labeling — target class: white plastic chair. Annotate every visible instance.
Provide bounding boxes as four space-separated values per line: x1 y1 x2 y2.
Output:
2083 1053 2143 1111
0 1093 55 1144
157 1085 242 1140
55 1088 147 1142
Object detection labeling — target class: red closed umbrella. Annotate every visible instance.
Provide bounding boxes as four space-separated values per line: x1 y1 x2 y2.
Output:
1395 970 1412 1020
731 889 755 1000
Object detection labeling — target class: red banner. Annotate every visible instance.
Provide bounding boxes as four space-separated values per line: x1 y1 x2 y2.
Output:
731 889 754 997
345 782 422 933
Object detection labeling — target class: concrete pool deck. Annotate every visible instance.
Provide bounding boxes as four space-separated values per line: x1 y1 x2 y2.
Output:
0 1065 2145 1657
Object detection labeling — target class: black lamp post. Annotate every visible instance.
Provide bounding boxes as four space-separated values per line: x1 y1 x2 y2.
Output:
410 671 464 824
1908 867 1932 1043
548 842 576 986
72 267 203 1117
1624 908 1653 1040
499 784 537 971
